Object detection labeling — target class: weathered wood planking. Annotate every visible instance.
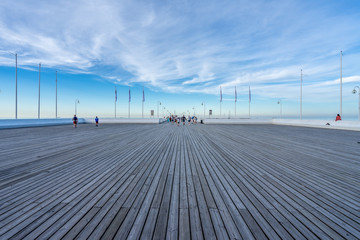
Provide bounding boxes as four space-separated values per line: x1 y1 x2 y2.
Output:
0 123 359 239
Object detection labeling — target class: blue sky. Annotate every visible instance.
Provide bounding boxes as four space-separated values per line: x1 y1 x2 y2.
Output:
1 0 360 119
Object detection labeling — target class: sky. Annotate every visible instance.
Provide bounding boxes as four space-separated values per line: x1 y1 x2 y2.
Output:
1 0 360 119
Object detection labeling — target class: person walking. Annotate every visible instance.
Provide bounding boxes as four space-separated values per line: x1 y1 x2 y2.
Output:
72 115 78 128
95 116 99 127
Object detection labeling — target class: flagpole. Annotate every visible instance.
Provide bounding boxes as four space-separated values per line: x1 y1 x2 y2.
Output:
220 102 222 118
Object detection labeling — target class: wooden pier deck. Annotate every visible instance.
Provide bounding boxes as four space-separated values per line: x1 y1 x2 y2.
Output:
0 123 359 239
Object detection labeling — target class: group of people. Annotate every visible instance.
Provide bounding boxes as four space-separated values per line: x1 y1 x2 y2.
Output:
70 113 342 128
167 115 198 126
72 115 99 128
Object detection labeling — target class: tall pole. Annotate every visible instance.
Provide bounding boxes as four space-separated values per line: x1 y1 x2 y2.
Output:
340 50 343 116
55 71 57 119
38 63 41 119
115 87 117 119
234 86 237 118
202 102 205 119
248 85 251 118
277 99 282 119
15 53 18 119
353 86 360 120
142 87 145 119
7 52 18 119
204 103 205 119
220 102 222 118
235 102 236 118
220 86 222 118
128 87 131 119
300 69 303 120
358 88 360 121
75 99 79 115
157 101 161 118
358 87 360 121
358 89 360 121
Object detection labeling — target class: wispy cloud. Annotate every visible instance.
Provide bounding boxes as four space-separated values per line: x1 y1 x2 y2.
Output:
0 0 360 102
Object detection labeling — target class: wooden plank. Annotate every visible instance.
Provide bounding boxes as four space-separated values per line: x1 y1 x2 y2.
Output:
80 129 169 239
0 124 359 240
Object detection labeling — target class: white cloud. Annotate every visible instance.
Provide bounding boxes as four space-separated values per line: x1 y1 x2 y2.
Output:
0 0 360 101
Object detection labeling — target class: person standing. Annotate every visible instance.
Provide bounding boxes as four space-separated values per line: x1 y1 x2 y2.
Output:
95 116 99 127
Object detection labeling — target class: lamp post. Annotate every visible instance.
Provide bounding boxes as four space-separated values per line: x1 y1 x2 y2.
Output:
277 99 282 119
8 52 17 119
38 63 41 119
353 86 360 120
340 51 343 116
56 71 58 119
128 87 131 119
201 102 205 119
115 86 117 119
300 69 303 120
142 87 145 119
75 99 80 115
157 101 161 118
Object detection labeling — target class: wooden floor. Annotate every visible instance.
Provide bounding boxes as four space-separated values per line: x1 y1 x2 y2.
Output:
0 123 359 239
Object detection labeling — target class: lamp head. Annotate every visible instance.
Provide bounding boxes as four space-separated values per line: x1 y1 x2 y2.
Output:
353 89 357 94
